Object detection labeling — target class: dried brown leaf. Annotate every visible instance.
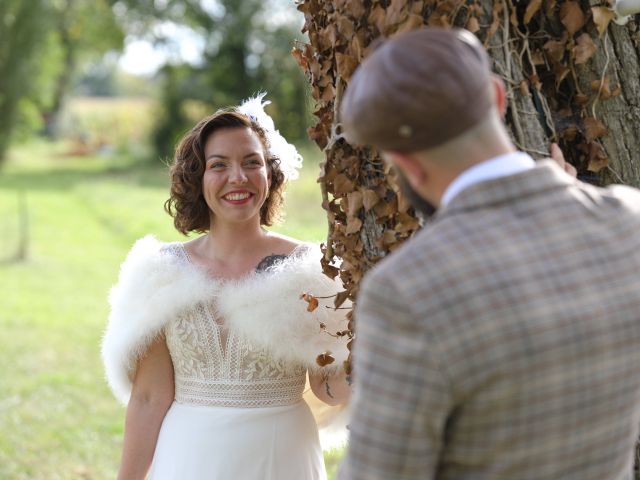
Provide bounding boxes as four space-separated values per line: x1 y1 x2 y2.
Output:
333 173 354 194
554 63 571 88
395 13 424 35
592 6 616 37
590 75 611 98
510 6 519 28
395 212 420 233
531 49 545 65
466 15 480 33
573 93 590 105
587 142 609 172
525 0 543 24
336 52 359 81
346 0 366 19
545 0 558 17
543 34 568 63
316 352 335 367
374 198 396 217
326 24 339 47
583 117 608 142
345 215 363 235
335 290 351 308
397 189 411 213
561 124 578 141
301 293 320 312
291 48 308 70
368 5 387 32
336 17 355 39
560 1 586 35
347 191 363 217
320 84 336 102
386 0 410 29
485 2 502 44
321 263 340 280
362 189 380 211
382 229 398 246
573 33 597 64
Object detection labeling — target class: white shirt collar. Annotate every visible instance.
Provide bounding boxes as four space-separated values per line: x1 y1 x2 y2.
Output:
441 152 536 207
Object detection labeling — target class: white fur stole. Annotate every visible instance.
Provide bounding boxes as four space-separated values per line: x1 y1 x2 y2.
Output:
101 236 350 405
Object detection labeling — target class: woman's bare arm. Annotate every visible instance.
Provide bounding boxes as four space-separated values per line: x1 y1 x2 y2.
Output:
309 368 351 406
117 335 175 480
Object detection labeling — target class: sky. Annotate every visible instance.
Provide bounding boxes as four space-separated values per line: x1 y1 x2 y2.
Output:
118 24 205 75
116 0 302 76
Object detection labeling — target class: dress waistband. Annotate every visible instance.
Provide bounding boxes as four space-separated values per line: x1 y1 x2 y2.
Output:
174 375 306 408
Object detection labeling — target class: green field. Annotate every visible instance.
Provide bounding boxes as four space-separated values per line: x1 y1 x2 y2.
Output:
0 138 341 479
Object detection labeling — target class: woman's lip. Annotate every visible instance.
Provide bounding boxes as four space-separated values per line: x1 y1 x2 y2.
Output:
222 191 254 204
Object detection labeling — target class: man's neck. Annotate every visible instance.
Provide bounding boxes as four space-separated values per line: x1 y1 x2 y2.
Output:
440 151 536 207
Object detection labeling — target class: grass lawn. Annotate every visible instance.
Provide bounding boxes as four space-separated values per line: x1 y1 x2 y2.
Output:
0 139 342 479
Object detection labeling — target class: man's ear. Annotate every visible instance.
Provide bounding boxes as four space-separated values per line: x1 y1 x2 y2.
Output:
384 151 427 186
491 74 507 118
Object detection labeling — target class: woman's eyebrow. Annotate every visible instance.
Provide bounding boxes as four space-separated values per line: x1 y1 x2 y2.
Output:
205 152 261 160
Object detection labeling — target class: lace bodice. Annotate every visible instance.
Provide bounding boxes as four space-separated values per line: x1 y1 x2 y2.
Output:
162 244 307 408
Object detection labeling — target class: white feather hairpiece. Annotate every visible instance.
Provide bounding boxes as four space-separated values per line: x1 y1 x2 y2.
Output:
238 92 303 181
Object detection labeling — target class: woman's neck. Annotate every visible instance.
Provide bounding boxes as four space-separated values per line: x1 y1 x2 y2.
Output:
199 220 268 262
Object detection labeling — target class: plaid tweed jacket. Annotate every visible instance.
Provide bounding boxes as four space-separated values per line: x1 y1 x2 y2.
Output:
339 161 640 480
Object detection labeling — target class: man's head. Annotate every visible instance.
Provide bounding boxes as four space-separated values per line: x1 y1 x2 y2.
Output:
341 27 514 208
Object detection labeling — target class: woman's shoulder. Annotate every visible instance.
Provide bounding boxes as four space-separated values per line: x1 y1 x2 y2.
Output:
115 236 191 284
264 232 309 255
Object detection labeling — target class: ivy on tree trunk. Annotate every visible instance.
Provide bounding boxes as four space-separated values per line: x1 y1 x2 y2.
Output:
294 2 640 462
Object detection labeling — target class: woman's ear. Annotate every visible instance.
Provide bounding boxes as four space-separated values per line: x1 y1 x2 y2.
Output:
266 158 272 185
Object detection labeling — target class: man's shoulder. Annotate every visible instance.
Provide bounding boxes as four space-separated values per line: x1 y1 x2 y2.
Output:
599 182 640 212
363 222 454 291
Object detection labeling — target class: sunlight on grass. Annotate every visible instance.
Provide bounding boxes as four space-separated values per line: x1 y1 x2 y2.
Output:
0 140 342 479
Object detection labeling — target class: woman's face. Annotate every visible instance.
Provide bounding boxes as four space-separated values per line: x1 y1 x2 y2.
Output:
202 127 270 227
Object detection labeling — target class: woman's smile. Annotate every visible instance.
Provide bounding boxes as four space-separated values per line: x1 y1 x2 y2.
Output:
222 190 254 204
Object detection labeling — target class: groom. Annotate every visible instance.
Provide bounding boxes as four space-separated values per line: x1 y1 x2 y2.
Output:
338 27 640 480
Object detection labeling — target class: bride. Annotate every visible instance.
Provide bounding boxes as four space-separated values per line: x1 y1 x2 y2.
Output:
102 94 351 480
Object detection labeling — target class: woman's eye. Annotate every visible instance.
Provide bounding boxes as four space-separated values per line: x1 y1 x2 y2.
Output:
209 162 225 169
245 159 263 167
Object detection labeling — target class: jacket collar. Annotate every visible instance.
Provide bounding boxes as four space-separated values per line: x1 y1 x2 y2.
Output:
435 160 576 219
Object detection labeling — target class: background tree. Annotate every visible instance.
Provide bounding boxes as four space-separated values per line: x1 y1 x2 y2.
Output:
293 0 640 374
44 0 124 137
113 0 311 161
0 0 51 164
0 0 123 165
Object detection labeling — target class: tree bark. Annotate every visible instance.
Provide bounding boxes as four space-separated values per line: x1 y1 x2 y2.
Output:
296 0 640 373
575 18 640 185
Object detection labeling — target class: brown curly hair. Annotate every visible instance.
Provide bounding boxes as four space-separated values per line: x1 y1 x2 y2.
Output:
164 110 286 235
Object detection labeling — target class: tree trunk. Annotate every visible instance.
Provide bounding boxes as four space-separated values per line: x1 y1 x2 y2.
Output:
44 11 77 139
0 0 47 165
576 5 640 185
295 0 640 334
296 0 640 473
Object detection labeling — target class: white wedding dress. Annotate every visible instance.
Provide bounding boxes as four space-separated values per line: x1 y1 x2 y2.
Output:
148 244 326 480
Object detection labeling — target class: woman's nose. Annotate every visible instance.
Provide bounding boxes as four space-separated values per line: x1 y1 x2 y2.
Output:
229 164 248 184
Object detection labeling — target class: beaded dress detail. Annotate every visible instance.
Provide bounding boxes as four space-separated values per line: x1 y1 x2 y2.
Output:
161 243 307 408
